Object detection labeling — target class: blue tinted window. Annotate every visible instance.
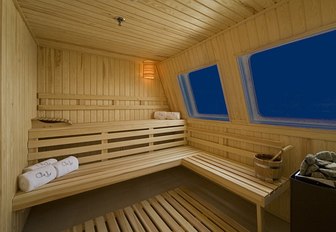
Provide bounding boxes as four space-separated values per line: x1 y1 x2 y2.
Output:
178 65 229 121
239 29 336 129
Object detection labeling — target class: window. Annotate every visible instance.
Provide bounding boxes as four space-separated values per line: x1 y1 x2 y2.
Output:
239 29 336 130
178 64 229 121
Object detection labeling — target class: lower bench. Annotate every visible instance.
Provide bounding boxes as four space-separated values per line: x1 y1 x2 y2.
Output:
13 146 201 211
13 120 289 232
182 152 289 232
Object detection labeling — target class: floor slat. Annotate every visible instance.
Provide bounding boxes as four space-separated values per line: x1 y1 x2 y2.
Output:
124 206 146 232
115 209 133 231
105 212 121 232
65 187 248 232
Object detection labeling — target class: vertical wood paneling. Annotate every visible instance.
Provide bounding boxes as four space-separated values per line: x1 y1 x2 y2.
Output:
38 47 168 123
0 0 37 231
157 0 336 221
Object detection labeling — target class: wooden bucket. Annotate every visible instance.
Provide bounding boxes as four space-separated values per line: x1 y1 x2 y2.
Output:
254 154 283 182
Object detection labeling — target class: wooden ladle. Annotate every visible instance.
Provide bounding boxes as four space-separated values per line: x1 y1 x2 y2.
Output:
271 145 294 161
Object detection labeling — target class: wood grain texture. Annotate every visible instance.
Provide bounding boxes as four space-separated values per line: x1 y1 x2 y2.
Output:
13 120 192 210
0 0 37 231
37 47 168 123
15 0 279 61
157 0 336 222
64 187 244 232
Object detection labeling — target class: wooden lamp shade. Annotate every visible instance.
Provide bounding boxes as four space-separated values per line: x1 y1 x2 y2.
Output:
143 60 155 79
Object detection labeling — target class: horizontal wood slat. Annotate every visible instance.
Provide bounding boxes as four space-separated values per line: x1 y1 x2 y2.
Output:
29 126 186 148
63 187 245 232
38 93 168 111
13 147 200 211
28 120 186 163
188 127 283 149
13 120 191 210
29 120 186 138
38 93 167 101
188 137 257 158
38 105 169 111
182 153 288 207
16 0 277 60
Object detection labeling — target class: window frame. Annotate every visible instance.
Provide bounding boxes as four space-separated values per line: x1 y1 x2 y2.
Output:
178 64 229 121
238 29 336 130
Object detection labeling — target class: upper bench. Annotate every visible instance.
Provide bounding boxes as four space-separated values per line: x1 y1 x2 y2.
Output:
13 120 196 211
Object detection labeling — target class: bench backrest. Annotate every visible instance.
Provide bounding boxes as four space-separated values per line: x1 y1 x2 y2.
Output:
28 120 186 165
187 126 285 165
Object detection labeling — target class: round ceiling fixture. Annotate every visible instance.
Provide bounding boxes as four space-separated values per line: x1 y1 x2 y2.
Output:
115 16 125 26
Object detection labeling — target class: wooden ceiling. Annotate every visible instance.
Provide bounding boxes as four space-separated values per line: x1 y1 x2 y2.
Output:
16 0 280 61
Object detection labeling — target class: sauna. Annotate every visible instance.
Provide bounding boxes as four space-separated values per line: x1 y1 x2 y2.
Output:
1 0 336 232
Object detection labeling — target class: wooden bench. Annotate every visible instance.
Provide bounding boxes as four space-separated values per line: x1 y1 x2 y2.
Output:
12 120 201 211
13 119 290 231
183 126 292 232
183 152 288 232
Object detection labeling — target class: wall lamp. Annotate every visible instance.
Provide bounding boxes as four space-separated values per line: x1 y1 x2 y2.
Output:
143 60 155 79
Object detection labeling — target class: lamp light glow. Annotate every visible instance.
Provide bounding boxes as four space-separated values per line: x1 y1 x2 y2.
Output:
143 60 155 79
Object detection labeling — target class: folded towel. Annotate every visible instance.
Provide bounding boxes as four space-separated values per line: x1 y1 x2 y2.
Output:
19 165 57 192
53 156 79 178
166 112 181 120
154 111 167 120
23 158 58 173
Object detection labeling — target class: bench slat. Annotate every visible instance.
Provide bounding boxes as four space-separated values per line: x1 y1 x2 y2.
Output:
188 137 256 158
53 147 200 182
195 154 281 189
186 156 273 194
28 126 186 148
28 134 185 160
182 157 266 206
28 120 185 138
188 128 282 149
79 140 186 164
13 147 197 210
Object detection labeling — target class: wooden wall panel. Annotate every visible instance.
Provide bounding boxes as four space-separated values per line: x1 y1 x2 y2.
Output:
157 0 336 221
37 47 168 123
0 0 37 231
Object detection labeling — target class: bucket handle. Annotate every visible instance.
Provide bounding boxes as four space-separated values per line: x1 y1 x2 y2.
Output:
271 145 294 161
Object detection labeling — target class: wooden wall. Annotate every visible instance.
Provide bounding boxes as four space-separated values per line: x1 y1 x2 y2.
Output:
0 0 37 231
157 0 336 221
37 47 168 123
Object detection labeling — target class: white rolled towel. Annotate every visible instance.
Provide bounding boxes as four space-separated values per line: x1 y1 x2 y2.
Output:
23 158 58 173
166 112 181 120
53 156 79 178
19 165 57 192
154 111 167 120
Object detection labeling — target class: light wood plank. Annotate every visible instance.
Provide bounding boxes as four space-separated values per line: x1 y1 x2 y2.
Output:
147 198 184 232
155 194 197 232
0 0 37 231
84 220 95 232
95 216 108 232
141 200 171 231
161 192 210 231
132 203 159 232
115 209 133 232
105 212 121 232
168 190 224 232
124 207 146 232
177 188 247 232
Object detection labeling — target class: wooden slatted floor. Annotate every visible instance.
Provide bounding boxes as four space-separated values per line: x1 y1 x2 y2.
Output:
62 187 248 232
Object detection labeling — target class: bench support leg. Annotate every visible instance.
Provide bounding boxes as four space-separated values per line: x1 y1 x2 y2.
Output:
256 205 264 232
